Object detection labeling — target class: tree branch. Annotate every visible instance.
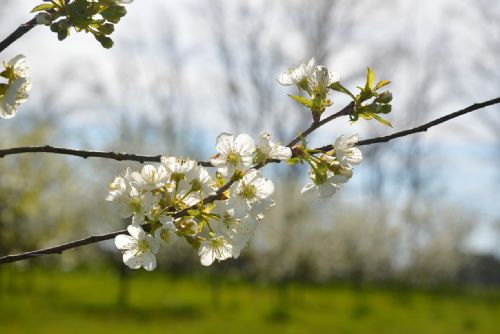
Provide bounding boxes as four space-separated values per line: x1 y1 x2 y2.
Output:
1 97 499 265
314 97 500 152
0 18 38 54
0 145 213 167
0 102 353 165
287 102 354 147
0 229 126 264
357 97 500 146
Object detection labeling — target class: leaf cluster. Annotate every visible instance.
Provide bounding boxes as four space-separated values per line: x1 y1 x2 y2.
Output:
32 0 128 49
330 68 393 127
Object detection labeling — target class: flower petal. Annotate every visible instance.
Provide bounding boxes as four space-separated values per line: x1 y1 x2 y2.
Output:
215 132 235 155
127 224 144 240
270 146 292 160
199 243 215 266
115 234 136 250
319 183 337 198
142 252 157 271
146 235 160 254
123 251 142 269
234 134 255 154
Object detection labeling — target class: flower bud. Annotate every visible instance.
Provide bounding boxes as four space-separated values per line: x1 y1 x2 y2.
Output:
35 13 52 26
99 23 115 35
378 104 392 114
179 218 198 236
376 91 393 104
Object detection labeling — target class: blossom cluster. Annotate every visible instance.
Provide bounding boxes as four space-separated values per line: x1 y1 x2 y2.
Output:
0 55 31 119
108 58 372 271
108 132 291 270
278 58 364 198
301 135 363 198
278 57 339 96
278 57 339 119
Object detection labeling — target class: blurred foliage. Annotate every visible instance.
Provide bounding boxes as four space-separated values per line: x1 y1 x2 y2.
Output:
0 122 72 257
1 269 500 334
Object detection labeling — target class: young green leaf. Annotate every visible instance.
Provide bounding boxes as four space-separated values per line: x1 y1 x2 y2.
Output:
365 67 374 90
31 3 55 13
370 113 393 127
285 157 301 165
329 82 355 99
374 79 391 90
288 95 313 108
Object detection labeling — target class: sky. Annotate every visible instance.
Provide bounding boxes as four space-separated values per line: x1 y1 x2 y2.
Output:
1 0 499 255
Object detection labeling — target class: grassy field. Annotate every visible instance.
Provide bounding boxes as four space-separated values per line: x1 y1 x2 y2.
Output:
0 268 499 334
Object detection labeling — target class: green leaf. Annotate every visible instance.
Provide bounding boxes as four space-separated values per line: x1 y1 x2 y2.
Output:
0 69 11 79
57 29 69 41
370 112 393 127
94 34 114 48
31 3 55 12
286 157 300 166
288 94 312 108
374 79 391 90
359 113 372 120
101 6 127 24
98 23 115 35
329 82 355 99
365 67 374 90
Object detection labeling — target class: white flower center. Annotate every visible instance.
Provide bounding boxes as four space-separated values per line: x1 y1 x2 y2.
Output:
159 229 170 242
240 184 256 200
222 213 238 228
128 197 142 213
227 152 240 165
137 239 150 253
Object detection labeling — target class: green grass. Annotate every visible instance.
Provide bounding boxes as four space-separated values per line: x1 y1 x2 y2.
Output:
0 268 499 333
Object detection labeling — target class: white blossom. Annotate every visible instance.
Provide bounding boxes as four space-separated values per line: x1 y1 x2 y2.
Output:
106 168 133 202
223 215 257 259
198 235 233 266
132 164 168 191
301 170 348 199
228 169 274 218
334 134 363 168
310 66 340 94
154 216 177 245
161 156 196 191
187 165 216 195
7 55 29 78
211 132 255 176
256 132 292 161
115 225 160 271
161 156 196 179
210 202 256 258
278 57 315 87
0 55 31 119
107 180 154 226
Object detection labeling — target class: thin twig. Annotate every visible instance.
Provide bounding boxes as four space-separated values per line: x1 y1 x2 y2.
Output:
1 97 499 265
0 18 38 54
0 230 126 264
0 103 354 164
287 102 354 147
314 97 500 152
0 145 213 167
356 97 500 146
